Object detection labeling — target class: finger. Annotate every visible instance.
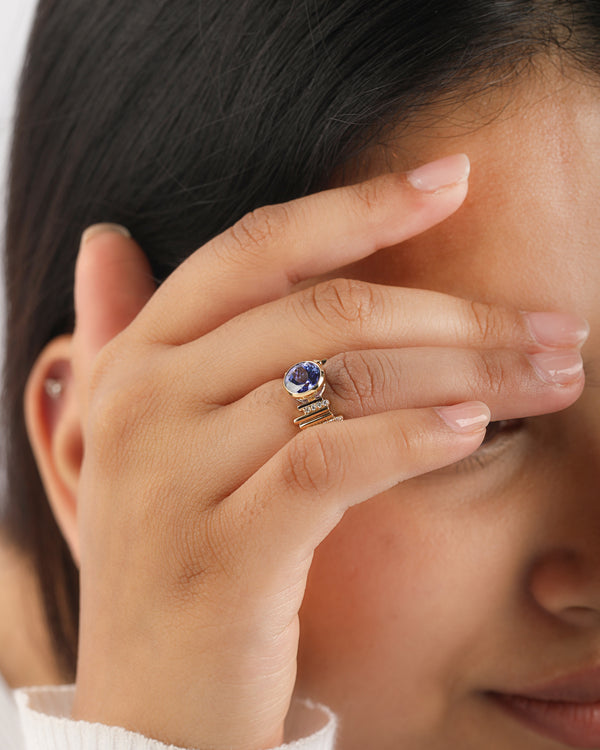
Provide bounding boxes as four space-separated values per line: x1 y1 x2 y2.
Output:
322 346 585 416
176 345 584 504
178 280 589 404
219 402 490 578
72 225 157 420
134 154 471 344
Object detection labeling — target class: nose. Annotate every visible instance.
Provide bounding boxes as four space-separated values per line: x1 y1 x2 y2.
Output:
528 406 600 628
526 397 600 627
528 549 600 628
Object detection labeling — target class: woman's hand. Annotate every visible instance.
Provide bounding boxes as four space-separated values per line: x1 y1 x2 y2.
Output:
69 154 586 750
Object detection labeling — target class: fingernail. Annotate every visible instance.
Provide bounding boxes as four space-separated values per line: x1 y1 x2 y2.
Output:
406 153 470 193
81 223 131 245
527 351 584 385
434 402 490 434
522 311 590 348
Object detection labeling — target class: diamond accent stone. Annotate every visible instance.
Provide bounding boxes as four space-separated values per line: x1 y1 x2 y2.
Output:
299 397 334 417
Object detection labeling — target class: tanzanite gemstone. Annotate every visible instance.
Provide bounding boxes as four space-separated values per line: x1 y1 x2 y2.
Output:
283 361 322 396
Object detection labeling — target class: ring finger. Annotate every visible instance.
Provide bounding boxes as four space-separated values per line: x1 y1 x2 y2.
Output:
191 344 584 503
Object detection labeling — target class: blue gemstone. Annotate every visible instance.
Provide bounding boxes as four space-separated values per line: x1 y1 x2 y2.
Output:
283 361 322 395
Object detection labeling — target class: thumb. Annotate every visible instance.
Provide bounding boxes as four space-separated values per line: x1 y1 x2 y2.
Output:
73 223 157 413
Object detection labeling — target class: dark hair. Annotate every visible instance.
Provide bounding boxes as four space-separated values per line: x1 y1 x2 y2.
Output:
3 0 600 679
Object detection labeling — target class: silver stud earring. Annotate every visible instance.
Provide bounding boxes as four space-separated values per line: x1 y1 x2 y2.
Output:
44 378 64 399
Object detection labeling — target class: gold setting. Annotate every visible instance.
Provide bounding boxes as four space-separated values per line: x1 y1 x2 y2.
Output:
283 359 344 430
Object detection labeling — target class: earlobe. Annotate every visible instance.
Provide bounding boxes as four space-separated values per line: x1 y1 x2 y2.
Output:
24 334 83 565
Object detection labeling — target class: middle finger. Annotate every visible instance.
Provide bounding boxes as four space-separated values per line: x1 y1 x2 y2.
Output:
179 279 589 405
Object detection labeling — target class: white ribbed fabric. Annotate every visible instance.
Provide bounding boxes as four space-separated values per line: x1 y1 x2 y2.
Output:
12 684 337 750
0 672 24 749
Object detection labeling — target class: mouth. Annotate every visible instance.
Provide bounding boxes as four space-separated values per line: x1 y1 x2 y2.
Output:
487 667 600 748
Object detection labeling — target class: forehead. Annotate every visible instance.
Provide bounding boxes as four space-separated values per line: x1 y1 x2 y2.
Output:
339 63 600 316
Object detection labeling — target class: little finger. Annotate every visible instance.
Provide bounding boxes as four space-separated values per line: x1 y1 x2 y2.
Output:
221 401 491 575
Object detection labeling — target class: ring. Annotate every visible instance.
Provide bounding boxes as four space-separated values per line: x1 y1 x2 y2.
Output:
282 359 344 430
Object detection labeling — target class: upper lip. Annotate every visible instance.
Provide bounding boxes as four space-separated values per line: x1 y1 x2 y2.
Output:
497 665 600 703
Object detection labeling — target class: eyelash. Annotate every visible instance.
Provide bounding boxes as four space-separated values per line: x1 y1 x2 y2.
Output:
455 418 525 472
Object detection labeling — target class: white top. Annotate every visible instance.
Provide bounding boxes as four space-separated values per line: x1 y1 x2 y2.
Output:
0 673 337 750
0 673 23 749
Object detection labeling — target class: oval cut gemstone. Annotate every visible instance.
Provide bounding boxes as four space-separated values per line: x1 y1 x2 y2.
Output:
283 361 322 395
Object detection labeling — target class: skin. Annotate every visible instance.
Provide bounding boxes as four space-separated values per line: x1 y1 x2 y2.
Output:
293 62 600 748
4 56 600 749
0 541 62 687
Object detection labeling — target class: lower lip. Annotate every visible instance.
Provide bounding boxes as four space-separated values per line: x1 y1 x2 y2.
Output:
489 692 600 748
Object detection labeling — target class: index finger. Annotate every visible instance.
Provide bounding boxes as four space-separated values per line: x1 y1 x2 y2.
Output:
135 153 470 345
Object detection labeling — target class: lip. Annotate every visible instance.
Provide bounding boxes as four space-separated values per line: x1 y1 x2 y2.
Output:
489 691 600 748
515 666 600 703
487 666 600 748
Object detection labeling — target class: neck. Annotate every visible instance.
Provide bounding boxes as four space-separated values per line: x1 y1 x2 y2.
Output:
0 537 64 688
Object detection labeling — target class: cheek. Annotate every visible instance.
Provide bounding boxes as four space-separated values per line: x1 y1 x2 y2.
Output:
295 491 493 708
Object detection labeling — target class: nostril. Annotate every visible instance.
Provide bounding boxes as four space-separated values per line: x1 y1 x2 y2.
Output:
560 606 600 628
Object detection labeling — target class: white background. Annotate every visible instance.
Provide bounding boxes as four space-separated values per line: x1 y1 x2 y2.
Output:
0 2 38 508
0 0 39 359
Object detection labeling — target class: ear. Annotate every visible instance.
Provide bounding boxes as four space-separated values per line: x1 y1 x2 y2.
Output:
23 223 157 567
24 334 82 564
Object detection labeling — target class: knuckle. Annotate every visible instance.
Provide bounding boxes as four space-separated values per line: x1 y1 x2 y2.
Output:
326 351 380 413
468 300 504 343
245 381 281 414
169 508 232 593
281 429 343 497
350 176 385 214
472 351 509 397
88 360 162 454
86 336 122 399
309 277 378 328
227 203 290 256
87 382 128 450
392 419 415 458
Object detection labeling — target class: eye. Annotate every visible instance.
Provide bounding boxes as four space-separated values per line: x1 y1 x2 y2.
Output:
480 418 522 447
455 417 525 471
415 416 529 481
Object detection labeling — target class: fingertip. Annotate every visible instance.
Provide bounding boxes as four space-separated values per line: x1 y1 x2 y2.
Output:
75 224 134 303
81 223 131 245
406 153 470 194
433 401 491 434
74 223 156 354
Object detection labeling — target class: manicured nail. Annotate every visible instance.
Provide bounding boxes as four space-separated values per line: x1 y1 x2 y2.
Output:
81 223 131 245
527 351 583 385
434 402 490 434
406 153 470 193
522 311 590 348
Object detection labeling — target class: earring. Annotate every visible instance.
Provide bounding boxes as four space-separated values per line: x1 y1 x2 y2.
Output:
44 378 64 399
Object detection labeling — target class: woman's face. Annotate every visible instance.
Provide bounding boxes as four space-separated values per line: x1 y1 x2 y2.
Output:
293 64 600 749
